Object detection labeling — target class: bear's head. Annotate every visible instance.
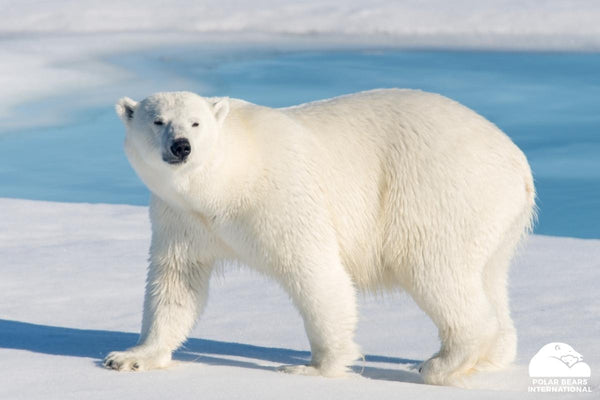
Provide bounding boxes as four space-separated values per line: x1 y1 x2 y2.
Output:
115 92 229 201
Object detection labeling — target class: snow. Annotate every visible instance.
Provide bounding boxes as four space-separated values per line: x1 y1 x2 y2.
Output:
1 198 598 399
3 0 600 43
1 0 600 125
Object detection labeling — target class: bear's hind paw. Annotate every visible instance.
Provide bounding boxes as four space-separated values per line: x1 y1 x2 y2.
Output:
278 363 350 378
278 364 321 376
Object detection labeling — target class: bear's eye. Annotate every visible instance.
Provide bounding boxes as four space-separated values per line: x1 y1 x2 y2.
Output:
154 120 164 126
192 122 199 128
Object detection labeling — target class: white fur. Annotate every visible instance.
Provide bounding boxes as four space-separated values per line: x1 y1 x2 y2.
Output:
105 89 535 385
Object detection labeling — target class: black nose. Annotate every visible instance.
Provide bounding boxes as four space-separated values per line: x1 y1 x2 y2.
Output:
170 138 191 161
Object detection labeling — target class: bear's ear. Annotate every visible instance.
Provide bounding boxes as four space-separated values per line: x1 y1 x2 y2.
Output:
212 98 230 127
115 97 138 124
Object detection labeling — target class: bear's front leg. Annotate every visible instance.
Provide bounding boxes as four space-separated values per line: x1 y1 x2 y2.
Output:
275 249 361 377
104 258 212 371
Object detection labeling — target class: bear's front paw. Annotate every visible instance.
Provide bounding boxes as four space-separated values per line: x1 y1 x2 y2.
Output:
103 347 170 372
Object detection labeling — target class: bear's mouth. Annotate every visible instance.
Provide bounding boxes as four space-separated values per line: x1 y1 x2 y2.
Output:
162 154 187 165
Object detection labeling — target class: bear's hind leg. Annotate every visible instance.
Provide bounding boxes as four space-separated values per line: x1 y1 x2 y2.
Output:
477 230 525 370
478 257 516 371
411 268 499 386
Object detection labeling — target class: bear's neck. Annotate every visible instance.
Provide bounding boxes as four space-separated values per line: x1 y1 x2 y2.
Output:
177 123 264 220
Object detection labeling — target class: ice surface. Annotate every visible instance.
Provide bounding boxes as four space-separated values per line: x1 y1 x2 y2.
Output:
2 1 600 45
2 0 600 124
0 198 598 399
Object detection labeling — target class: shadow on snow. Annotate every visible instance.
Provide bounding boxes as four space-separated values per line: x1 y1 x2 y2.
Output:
0 319 423 383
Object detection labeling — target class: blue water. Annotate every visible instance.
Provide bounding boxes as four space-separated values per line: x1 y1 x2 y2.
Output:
1 47 599 238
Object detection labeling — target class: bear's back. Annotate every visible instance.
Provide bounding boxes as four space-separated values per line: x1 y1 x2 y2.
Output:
279 89 533 289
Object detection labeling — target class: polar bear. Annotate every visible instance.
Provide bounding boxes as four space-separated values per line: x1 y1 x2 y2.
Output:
104 89 535 386
529 343 591 377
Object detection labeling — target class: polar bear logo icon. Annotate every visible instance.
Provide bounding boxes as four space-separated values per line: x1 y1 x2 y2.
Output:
529 343 591 377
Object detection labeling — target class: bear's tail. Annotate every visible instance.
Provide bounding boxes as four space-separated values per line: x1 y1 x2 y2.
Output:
522 166 538 236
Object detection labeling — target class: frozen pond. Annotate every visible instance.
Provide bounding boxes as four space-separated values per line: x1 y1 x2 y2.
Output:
1 46 598 238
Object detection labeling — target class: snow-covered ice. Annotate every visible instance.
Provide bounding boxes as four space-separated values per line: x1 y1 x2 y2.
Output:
3 0 600 45
1 199 598 399
2 0 600 125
